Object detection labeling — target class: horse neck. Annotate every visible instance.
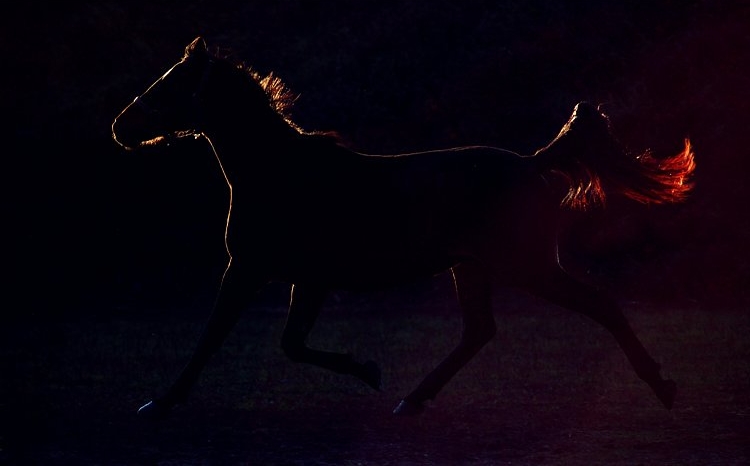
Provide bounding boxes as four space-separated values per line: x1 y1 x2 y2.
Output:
201 111 302 185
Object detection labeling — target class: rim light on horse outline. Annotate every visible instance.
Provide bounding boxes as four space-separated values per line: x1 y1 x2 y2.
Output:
112 37 694 420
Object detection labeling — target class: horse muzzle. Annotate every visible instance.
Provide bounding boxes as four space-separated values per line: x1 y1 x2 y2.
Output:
111 97 166 150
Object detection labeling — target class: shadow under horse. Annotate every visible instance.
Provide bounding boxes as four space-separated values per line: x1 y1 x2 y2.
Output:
112 37 695 419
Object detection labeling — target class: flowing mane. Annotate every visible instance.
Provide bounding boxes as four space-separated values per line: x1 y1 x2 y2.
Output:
242 64 339 142
254 71 298 121
190 45 302 131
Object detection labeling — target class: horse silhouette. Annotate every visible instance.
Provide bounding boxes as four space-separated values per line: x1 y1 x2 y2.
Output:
112 37 694 419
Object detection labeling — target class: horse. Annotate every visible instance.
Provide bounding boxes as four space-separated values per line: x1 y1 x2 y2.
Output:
112 37 695 419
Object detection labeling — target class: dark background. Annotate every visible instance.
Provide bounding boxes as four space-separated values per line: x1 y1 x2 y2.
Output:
3 0 749 319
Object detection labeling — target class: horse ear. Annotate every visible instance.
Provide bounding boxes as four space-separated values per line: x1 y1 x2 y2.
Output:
185 36 207 58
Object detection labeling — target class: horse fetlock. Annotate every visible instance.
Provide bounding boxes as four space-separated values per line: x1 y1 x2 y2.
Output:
341 356 381 390
649 378 677 410
632 360 676 410
356 360 382 391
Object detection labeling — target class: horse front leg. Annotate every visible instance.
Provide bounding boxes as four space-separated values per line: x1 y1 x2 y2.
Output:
138 263 262 420
529 267 676 409
280 283 381 390
394 261 496 415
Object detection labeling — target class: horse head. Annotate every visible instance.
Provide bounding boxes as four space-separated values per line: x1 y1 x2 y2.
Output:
111 37 216 150
112 37 302 152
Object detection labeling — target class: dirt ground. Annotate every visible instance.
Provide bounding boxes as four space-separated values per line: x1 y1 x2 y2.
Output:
2 301 748 465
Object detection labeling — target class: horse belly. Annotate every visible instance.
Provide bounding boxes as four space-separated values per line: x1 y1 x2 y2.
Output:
267 226 458 290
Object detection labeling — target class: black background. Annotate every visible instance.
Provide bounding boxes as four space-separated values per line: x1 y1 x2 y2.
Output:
3 0 749 319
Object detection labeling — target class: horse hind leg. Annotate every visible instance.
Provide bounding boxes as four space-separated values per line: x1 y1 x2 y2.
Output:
529 268 677 410
394 261 496 415
281 283 381 390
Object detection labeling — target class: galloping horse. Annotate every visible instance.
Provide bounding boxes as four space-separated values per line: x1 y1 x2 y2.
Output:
112 37 694 419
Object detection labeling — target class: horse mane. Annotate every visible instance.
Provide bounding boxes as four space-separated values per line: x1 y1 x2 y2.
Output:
190 44 340 145
212 49 299 125
249 70 298 124
533 103 695 210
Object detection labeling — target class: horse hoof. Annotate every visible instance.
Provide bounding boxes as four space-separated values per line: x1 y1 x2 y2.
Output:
137 399 172 421
393 399 425 416
654 379 677 410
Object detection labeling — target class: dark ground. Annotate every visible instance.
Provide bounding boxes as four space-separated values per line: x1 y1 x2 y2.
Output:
2 1 749 464
2 296 748 465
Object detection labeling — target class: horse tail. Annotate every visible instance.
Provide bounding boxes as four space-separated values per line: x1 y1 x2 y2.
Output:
532 102 695 210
